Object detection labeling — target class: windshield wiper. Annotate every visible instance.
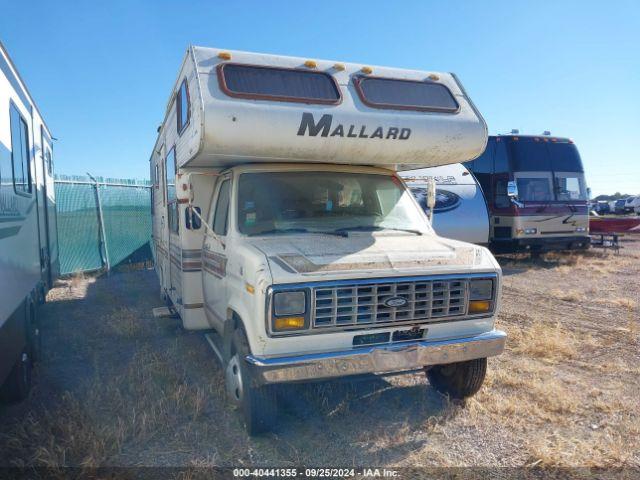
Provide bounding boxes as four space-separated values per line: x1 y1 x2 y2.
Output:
334 226 422 235
249 228 309 236
249 228 347 237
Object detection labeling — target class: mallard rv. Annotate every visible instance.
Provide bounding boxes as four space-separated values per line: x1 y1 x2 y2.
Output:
150 46 505 434
1 41 58 401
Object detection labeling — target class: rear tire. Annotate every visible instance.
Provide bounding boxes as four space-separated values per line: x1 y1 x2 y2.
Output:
227 327 278 435
28 302 42 363
0 349 32 403
426 358 487 400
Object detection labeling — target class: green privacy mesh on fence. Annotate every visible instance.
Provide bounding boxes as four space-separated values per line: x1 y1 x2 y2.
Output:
54 175 152 275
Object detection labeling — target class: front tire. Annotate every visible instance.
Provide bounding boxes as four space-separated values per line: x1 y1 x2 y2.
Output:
0 349 32 403
426 358 487 400
226 328 278 435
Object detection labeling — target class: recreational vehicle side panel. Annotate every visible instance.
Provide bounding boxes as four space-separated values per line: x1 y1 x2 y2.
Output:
164 50 203 172
402 163 490 245
1 41 56 401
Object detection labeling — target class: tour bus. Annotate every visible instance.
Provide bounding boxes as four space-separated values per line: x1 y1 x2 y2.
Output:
402 163 490 245
464 133 589 252
1 42 58 401
150 46 505 434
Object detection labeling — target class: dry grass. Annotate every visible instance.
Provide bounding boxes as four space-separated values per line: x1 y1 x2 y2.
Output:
611 297 637 311
549 288 585 303
1 347 212 470
2 239 640 469
100 306 149 338
508 322 578 361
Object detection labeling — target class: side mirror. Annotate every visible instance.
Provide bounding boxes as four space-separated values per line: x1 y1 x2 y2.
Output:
507 181 518 198
185 206 202 230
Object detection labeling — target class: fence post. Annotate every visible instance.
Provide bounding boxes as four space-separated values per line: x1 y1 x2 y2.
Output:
88 173 110 273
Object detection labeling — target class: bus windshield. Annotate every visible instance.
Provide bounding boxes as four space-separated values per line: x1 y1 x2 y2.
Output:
509 141 584 173
236 171 429 236
509 140 587 202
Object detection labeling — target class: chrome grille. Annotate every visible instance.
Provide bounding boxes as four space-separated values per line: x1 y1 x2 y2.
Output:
313 278 468 328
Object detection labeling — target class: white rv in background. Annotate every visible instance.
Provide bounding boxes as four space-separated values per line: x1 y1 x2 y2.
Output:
0 41 58 401
402 163 490 245
151 46 505 434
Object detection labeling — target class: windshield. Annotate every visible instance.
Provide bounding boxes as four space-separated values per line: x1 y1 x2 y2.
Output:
515 175 554 202
554 173 587 200
236 171 428 236
509 141 584 173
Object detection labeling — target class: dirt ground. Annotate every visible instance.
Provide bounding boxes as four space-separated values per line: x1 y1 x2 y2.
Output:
1 237 639 471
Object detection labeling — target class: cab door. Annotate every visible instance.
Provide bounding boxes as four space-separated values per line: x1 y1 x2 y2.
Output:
202 175 232 332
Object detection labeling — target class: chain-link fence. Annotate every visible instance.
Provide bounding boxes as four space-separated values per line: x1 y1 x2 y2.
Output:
55 175 152 275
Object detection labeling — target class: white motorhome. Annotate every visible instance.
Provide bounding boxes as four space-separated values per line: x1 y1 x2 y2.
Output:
402 163 490 245
150 46 505 434
1 41 58 401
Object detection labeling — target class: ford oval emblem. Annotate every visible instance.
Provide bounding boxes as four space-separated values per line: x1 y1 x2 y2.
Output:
384 296 408 308
411 188 461 214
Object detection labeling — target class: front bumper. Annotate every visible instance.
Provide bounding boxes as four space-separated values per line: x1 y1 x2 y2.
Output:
491 236 590 253
246 329 506 384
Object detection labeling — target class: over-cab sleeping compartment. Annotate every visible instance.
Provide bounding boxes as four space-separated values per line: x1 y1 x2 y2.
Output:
179 46 487 171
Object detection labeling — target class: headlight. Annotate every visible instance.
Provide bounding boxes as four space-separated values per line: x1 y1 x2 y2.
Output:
469 279 493 300
468 279 494 315
575 227 587 233
273 291 306 316
524 227 537 235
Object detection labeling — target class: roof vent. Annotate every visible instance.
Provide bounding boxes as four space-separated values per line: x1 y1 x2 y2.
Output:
510 129 519 134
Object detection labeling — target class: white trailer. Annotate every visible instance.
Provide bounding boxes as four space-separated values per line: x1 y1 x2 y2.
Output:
402 163 490 245
151 46 504 434
0 41 58 401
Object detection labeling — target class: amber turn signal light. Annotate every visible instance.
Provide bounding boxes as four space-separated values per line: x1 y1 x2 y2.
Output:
273 316 305 331
468 300 491 314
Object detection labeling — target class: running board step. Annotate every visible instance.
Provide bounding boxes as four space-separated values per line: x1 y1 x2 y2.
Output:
152 306 178 318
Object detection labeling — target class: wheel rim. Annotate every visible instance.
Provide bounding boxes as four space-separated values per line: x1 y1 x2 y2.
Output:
225 354 244 405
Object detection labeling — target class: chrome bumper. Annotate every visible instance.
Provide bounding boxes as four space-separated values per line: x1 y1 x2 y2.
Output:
246 329 506 384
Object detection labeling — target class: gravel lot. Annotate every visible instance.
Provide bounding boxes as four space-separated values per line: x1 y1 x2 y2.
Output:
1 237 638 472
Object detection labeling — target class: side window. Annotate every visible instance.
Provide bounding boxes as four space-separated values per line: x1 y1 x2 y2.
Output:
470 140 493 201
168 202 179 233
165 148 178 233
176 79 190 134
45 149 52 175
165 148 176 203
495 179 510 209
471 146 492 174
493 141 509 173
9 105 32 194
149 161 155 215
213 180 231 236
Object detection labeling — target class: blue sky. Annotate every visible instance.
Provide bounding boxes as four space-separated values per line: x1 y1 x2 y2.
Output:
2 0 638 196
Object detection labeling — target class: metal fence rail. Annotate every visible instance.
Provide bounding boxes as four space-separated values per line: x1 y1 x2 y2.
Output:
54 175 152 275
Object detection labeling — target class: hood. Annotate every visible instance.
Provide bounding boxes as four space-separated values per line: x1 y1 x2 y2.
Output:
247 233 488 283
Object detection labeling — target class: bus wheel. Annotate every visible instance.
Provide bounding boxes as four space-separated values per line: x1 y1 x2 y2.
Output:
0 349 32 403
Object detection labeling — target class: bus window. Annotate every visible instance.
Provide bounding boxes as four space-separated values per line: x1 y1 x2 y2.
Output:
494 180 510 208
470 141 493 200
493 141 509 173
548 143 584 172
509 141 551 172
515 175 553 202
555 174 586 200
